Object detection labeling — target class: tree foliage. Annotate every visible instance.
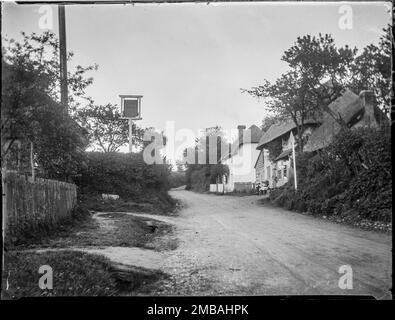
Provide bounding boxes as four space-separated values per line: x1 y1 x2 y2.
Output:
245 30 391 150
349 26 392 114
183 126 230 191
260 115 282 133
1 31 97 180
77 103 145 152
243 70 319 152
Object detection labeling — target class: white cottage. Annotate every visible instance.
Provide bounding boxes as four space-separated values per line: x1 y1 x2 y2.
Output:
221 125 263 193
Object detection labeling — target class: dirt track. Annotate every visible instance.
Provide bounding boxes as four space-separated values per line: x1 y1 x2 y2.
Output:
152 190 392 298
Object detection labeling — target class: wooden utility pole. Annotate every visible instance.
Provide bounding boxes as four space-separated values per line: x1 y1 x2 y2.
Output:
290 131 297 190
58 4 68 113
30 141 35 182
129 120 134 153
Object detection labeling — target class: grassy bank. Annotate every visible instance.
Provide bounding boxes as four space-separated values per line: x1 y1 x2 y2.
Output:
2 250 166 299
264 128 391 232
263 188 391 233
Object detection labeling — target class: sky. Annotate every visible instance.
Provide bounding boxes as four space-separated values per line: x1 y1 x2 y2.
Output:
2 1 392 157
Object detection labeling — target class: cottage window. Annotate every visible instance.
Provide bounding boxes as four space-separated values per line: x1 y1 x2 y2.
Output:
283 165 287 177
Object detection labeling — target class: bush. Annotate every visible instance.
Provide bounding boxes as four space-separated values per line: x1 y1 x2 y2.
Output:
75 152 171 198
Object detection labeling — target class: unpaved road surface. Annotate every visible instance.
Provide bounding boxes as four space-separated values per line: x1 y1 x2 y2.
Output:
152 190 392 298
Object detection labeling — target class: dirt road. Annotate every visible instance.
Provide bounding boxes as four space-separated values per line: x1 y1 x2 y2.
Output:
152 190 392 298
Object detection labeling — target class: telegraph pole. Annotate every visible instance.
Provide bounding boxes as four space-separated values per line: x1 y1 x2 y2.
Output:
129 120 134 153
290 131 298 190
58 4 68 113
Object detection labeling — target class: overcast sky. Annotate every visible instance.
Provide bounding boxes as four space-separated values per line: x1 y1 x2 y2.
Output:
2 1 391 152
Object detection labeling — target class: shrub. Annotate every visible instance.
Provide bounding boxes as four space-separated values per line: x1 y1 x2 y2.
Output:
75 152 171 198
73 152 176 213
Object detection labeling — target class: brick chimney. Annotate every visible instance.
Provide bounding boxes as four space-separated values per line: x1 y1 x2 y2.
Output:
359 90 377 128
237 125 246 144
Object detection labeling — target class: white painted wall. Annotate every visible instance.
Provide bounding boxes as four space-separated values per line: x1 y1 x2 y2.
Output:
224 143 260 192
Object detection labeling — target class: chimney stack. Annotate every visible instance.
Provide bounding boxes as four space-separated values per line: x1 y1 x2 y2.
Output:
237 125 246 144
359 90 377 128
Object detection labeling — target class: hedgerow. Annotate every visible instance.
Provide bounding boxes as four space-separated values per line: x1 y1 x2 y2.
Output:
74 152 175 210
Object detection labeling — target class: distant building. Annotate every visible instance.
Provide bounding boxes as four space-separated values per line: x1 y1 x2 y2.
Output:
220 124 263 193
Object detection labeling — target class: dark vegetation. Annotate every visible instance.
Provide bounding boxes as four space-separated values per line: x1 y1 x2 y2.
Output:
168 170 187 189
75 152 177 214
268 127 391 229
185 164 229 192
1 31 174 299
2 250 166 298
2 32 176 213
182 126 230 192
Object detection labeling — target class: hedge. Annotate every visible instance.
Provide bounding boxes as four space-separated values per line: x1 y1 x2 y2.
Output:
74 152 173 205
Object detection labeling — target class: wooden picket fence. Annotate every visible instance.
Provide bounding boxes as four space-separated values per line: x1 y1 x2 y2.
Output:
2 170 77 242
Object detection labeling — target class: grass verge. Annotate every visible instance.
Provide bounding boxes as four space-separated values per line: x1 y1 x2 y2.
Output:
80 192 178 216
2 250 166 299
259 197 392 233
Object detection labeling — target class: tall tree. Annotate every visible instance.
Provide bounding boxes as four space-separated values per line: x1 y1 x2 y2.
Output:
349 26 391 115
183 126 229 190
2 31 95 180
243 70 318 152
281 33 357 128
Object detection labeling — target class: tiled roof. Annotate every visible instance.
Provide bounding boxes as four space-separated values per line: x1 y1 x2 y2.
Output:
256 119 319 150
256 121 295 150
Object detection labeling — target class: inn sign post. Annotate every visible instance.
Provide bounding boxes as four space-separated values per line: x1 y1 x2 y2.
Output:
119 95 143 153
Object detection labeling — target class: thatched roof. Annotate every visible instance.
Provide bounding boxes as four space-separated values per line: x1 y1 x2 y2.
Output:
304 89 362 152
